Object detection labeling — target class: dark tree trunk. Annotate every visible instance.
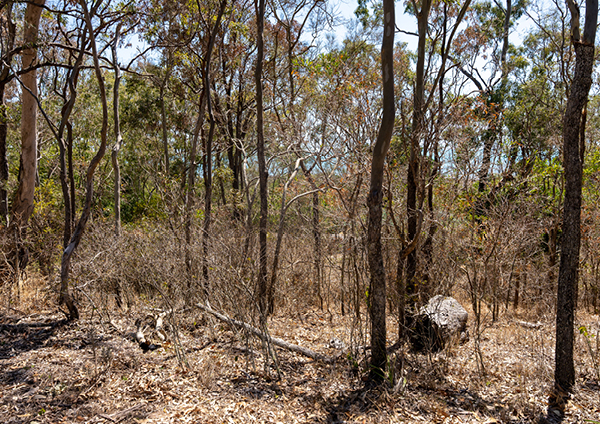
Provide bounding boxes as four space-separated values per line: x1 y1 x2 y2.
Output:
0 82 9 225
300 163 322 308
554 0 597 396
185 95 205 277
160 68 170 175
255 0 269 315
367 0 394 381
406 0 432 304
57 30 85 248
201 0 227 291
67 122 76 230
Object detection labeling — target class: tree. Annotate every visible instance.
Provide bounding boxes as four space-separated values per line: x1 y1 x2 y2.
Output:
8 0 45 272
200 0 228 290
554 0 597 397
59 0 110 320
367 0 394 380
112 22 124 237
255 0 269 315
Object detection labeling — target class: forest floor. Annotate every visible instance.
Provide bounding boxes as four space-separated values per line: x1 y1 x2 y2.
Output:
1 278 599 424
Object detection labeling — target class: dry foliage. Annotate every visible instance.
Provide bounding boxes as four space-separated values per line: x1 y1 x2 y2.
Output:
1 268 599 424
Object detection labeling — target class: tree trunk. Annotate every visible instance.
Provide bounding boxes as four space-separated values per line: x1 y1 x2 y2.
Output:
185 96 206 278
200 0 227 292
554 0 597 396
0 2 15 225
0 81 10 226
9 0 45 236
0 83 7 225
406 0 432 304
59 0 108 321
255 0 269 316
112 24 123 237
300 162 322 308
57 28 86 248
367 0 394 381
160 84 169 174
159 55 172 175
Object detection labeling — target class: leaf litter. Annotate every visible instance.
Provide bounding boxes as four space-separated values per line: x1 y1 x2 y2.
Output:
0 294 599 424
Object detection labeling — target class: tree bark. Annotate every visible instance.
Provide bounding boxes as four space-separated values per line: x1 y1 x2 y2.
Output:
406 0 432 303
554 0 597 396
367 0 394 381
57 27 86 248
0 80 8 225
255 0 269 316
9 0 45 235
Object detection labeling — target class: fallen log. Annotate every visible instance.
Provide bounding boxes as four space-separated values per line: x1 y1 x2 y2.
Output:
196 302 335 363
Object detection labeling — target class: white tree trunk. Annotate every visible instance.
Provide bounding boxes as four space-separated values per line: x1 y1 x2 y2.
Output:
11 0 45 230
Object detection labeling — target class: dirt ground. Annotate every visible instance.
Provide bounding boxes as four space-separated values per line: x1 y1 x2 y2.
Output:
1 280 599 424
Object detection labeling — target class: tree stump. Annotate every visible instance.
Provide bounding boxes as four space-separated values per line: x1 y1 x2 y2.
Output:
408 295 469 352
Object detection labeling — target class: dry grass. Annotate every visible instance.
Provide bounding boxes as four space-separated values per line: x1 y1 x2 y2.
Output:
1 274 599 424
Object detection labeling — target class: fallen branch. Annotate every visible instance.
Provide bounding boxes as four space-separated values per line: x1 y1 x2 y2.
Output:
98 403 147 423
196 302 336 363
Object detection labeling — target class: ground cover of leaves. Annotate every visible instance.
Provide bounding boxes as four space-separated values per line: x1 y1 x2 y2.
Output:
1 289 598 423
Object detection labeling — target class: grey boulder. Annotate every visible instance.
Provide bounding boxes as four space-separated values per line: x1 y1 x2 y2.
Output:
408 295 469 352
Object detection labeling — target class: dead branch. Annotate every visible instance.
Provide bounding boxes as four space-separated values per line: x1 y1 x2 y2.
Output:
196 302 336 363
98 403 147 423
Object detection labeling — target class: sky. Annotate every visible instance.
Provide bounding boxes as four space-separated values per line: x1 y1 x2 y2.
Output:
331 0 534 54
332 0 419 49
118 0 536 67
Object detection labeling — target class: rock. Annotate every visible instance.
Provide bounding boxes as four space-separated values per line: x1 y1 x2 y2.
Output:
328 337 345 350
408 295 469 352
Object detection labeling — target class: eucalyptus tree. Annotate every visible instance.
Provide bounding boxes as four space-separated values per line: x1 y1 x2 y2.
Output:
3 0 45 293
554 0 597 398
211 0 256 219
255 0 269 315
367 0 395 380
452 0 528 195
